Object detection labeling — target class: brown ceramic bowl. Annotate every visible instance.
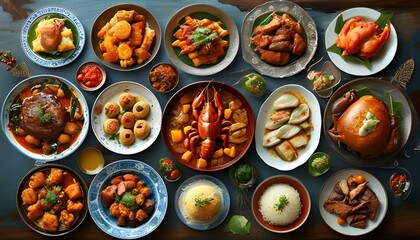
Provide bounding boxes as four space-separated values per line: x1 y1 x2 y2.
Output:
252 175 311 233
161 81 255 171
91 4 161 71
16 164 88 236
149 62 179 93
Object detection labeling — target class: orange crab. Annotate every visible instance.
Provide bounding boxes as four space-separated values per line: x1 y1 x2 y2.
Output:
336 17 391 59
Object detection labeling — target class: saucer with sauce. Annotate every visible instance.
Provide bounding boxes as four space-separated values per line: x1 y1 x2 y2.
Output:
78 147 104 175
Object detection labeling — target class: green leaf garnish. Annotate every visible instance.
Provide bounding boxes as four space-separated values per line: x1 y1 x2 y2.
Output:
375 12 394 29
274 195 289 212
191 26 218 47
194 196 213 208
327 44 372 70
34 106 52 124
335 14 344 34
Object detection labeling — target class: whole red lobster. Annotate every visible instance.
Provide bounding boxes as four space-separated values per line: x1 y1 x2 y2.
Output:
183 84 231 160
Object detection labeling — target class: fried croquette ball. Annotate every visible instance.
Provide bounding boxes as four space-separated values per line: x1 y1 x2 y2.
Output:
67 200 84 214
132 101 150 119
21 188 38 205
29 172 46 189
60 210 75 229
103 118 120 135
109 202 120 217
48 168 63 185
42 213 59 231
104 102 120 118
120 112 136 129
27 202 44 221
133 120 151 139
119 93 135 110
119 129 135 145
65 183 82 200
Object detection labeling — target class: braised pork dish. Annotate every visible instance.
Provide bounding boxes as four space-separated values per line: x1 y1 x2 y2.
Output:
101 173 155 227
323 174 379 228
20 168 85 232
251 12 307 66
7 80 85 155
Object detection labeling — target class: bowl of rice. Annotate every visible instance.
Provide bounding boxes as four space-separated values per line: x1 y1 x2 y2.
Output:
252 175 311 233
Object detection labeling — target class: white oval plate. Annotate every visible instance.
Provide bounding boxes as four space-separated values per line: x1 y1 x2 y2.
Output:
91 81 162 155
241 0 318 78
255 84 321 171
88 160 168 239
325 7 397 76
319 169 388 236
21 7 85 68
164 4 239 76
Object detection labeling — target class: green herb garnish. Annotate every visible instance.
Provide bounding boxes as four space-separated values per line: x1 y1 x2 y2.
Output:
34 106 52 124
194 196 213 209
119 192 137 210
41 190 58 204
234 164 253 184
274 195 289 212
191 26 218 47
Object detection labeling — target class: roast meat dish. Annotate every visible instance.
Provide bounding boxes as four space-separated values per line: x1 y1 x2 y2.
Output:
252 13 307 65
323 175 379 228
336 16 390 59
20 92 67 141
328 90 399 158
101 173 155 227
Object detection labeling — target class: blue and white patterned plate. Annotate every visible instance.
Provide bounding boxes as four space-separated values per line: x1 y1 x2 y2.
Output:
88 160 168 239
174 175 230 230
21 7 85 68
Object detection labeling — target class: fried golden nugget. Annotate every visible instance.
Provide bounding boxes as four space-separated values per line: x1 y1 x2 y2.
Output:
67 200 84 214
21 188 38 205
28 172 46 189
60 210 75 229
48 168 64 185
42 213 59 232
65 183 82 200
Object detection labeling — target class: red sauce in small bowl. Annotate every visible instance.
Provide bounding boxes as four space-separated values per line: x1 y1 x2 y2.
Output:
77 65 103 88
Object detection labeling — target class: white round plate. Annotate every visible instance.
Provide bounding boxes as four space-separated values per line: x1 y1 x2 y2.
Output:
241 0 318 78
1 75 89 164
319 169 388 236
174 175 230 230
91 81 162 155
21 7 85 68
255 84 321 171
88 160 168 239
164 4 239 76
325 7 397 76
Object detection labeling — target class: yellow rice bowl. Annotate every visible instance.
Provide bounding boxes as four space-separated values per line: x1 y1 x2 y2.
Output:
184 185 221 221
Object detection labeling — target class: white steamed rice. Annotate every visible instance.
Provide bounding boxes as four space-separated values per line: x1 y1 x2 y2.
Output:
259 183 302 226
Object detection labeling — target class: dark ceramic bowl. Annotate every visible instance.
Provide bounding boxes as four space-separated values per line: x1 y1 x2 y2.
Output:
16 164 88 236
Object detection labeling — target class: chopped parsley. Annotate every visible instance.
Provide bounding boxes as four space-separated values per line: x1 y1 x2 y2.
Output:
34 106 52 124
274 195 289 212
194 196 213 209
191 26 218 47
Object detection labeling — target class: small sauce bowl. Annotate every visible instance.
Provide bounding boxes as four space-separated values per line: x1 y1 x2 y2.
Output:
78 147 105 175
306 58 341 98
149 62 179 93
308 152 330 177
76 61 106 91
390 167 412 199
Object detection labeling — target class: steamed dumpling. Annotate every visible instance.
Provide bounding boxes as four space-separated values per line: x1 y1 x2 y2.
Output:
275 124 301 139
273 94 299 110
288 104 310 124
265 109 291 130
262 130 281 147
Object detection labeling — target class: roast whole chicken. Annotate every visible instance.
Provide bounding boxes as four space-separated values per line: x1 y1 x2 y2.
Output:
336 17 391 59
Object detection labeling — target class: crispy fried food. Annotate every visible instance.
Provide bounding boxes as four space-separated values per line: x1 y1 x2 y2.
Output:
29 172 46 189
42 213 59 232
251 13 306 65
21 188 38 205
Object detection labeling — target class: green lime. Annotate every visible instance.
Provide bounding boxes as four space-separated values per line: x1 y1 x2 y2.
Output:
240 73 266 97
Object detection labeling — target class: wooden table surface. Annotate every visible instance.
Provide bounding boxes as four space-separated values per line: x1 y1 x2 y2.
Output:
0 0 419 239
